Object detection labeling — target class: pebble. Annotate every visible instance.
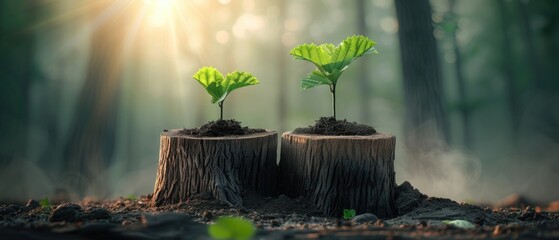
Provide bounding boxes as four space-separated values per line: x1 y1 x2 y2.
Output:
49 203 84 222
351 213 379 224
26 199 40 209
85 207 111 220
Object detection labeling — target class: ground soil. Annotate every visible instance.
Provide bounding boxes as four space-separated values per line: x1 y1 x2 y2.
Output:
293 117 377 136
1 182 558 239
178 119 265 137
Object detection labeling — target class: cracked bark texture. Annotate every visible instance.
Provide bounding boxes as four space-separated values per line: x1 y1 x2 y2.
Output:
279 132 396 218
152 130 277 207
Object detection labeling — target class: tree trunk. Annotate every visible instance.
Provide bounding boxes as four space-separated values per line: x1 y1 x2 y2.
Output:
278 132 396 218
497 0 520 135
62 1 140 197
448 0 471 148
395 0 450 173
152 130 278 207
517 0 544 89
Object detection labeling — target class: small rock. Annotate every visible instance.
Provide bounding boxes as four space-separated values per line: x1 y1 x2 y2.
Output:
351 213 379 224
271 219 282 227
202 210 212 220
49 203 84 222
85 207 111 220
26 199 40 209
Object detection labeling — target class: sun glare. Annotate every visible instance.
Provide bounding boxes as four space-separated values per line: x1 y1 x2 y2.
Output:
143 0 176 27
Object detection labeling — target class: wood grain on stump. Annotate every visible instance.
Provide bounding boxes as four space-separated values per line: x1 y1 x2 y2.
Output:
152 130 277 207
279 132 396 218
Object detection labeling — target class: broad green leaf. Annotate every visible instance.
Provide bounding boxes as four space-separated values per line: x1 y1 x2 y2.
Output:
193 67 259 104
208 216 255 240
193 67 227 103
301 69 332 89
442 220 475 229
225 71 259 93
289 43 332 72
320 43 336 56
329 35 377 74
343 209 356 220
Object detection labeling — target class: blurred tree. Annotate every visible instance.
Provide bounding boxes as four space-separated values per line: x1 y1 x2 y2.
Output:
446 0 471 148
0 1 35 165
517 0 543 89
63 1 138 197
395 0 449 153
356 0 371 123
497 0 520 134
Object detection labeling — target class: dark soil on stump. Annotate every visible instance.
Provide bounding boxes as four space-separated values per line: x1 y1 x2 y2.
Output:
178 119 265 137
293 117 377 136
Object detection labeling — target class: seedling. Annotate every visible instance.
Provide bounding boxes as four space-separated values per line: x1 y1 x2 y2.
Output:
208 216 255 240
343 209 356 220
193 67 259 120
290 35 377 119
39 197 51 209
125 194 137 201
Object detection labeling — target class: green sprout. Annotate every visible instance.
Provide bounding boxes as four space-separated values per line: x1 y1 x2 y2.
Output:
125 194 137 201
39 197 51 209
290 35 377 119
208 216 255 240
193 67 259 120
343 209 356 220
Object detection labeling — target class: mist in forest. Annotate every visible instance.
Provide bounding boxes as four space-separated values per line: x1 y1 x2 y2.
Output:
1 0 558 204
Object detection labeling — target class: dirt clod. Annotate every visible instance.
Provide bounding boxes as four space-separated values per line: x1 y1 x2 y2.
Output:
49 203 83 222
180 119 265 137
395 181 428 215
85 207 110 220
293 117 376 136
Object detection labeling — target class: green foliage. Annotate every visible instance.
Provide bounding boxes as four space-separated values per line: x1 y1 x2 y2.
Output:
208 216 255 240
343 209 356 220
193 67 259 104
442 220 475 229
39 197 50 208
125 194 137 201
290 35 377 90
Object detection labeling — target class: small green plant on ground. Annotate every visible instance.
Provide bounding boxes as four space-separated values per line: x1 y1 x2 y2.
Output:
208 216 255 240
193 67 259 120
343 209 356 220
125 194 137 201
290 35 377 119
39 197 51 209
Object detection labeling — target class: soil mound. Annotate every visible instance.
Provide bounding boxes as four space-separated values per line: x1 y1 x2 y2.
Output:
293 117 376 136
180 119 265 137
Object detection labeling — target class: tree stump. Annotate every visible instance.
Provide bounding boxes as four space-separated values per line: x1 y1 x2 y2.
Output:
152 130 277 207
279 132 396 218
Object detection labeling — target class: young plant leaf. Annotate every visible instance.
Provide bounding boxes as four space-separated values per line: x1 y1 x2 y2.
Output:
224 71 260 94
193 67 227 103
208 216 255 240
193 67 259 104
289 43 332 73
343 209 356 220
329 35 377 73
301 69 332 89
